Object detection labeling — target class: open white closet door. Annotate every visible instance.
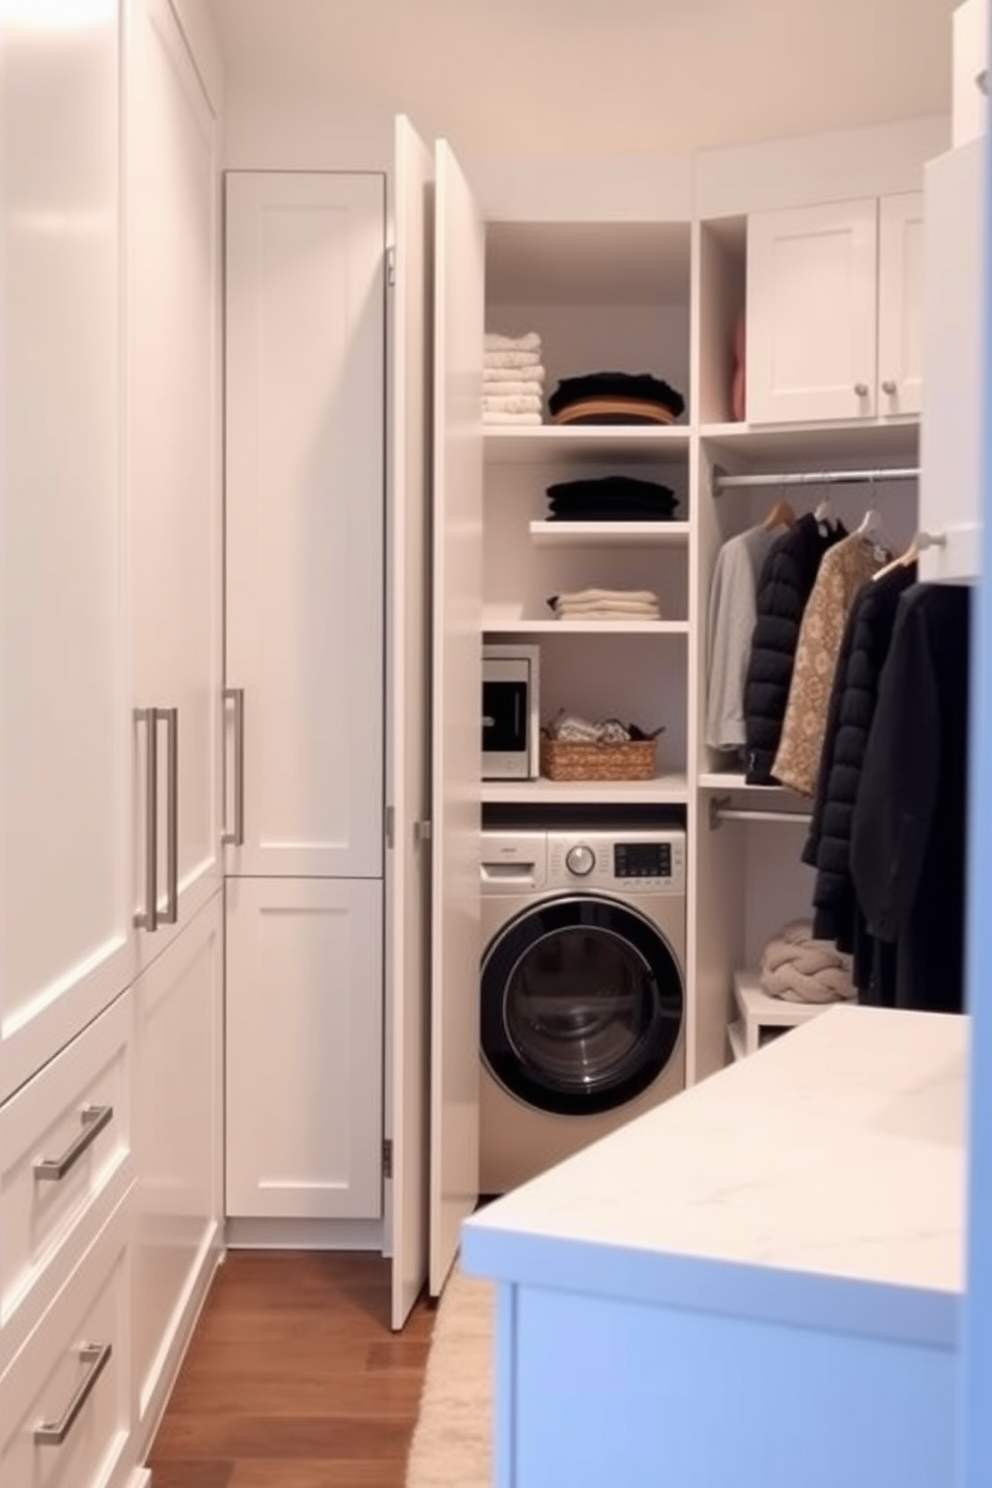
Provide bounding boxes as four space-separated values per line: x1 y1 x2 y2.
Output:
429 139 485 1296
387 115 435 1331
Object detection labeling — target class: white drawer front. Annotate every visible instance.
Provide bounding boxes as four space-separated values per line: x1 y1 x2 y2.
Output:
0 995 132 1370
0 1194 131 1488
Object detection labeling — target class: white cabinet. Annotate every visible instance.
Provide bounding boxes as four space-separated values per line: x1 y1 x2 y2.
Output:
225 877 383 1221
224 172 385 880
954 0 988 147
0 0 135 1107
131 890 222 1454
128 0 223 954
746 193 923 424
919 139 985 582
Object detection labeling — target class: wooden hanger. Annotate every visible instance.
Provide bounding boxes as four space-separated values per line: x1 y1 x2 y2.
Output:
762 499 796 531
872 530 945 582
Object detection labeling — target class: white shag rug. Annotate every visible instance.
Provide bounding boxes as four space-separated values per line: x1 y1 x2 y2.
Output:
405 1268 494 1488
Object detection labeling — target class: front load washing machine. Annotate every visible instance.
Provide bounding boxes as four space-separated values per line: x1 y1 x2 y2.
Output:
479 826 687 1194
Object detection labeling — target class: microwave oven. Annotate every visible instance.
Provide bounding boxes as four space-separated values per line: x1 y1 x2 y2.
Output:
482 644 540 779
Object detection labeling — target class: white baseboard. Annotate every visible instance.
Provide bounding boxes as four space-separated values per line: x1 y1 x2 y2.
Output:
225 1216 385 1250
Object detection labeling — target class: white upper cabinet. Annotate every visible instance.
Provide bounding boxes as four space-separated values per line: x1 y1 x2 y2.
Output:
0 2 135 1103
877 194 925 418
919 140 984 582
225 172 386 879
128 0 223 955
745 194 922 424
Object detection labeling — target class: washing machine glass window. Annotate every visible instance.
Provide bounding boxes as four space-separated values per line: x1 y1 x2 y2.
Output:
481 894 684 1116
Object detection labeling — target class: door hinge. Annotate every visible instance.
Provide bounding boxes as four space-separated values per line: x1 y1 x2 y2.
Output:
385 804 395 849
382 1137 393 1179
386 245 396 286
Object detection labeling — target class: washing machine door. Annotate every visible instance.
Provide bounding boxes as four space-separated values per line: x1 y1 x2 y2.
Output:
481 894 684 1116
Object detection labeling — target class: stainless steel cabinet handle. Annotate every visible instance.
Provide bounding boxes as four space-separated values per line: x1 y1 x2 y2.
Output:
159 707 179 925
134 708 158 931
881 379 897 395
853 382 869 397
34 1343 112 1445
222 687 246 846
34 1105 114 1181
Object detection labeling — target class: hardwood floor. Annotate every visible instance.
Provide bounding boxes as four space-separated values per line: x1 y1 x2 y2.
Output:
147 1251 436 1488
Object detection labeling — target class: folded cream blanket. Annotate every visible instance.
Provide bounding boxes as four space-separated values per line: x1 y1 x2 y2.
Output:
483 365 546 384
484 349 543 369
483 393 543 414
485 331 542 351
483 411 542 425
555 588 660 606
759 920 855 1004
481 379 546 398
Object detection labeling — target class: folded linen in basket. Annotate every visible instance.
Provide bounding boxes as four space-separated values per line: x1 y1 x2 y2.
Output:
484 348 543 369
483 393 543 414
485 330 542 351
480 379 546 398
483 410 543 425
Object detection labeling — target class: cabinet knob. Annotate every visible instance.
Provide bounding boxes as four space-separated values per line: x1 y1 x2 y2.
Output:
854 382 869 398
881 379 897 395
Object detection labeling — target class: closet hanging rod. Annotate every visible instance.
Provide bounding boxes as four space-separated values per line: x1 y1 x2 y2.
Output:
709 797 812 830
711 463 918 497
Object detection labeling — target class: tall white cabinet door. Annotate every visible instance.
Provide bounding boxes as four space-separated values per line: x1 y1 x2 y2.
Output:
0 5 135 1104
128 0 224 957
131 889 223 1453
877 193 925 418
429 140 484 1297
919 141 985 582
746 199 878 423
226 877 383 1220
225 173 385 880
387 117 435 1330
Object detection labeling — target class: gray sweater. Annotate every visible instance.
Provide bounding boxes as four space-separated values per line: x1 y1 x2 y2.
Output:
705 525 778 752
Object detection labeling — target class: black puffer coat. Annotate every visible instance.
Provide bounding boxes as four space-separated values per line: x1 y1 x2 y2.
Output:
801 563 917 962
742 514 845 784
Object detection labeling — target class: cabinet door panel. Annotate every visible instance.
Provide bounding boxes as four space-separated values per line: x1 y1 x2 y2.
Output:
878 193 924 418
429 140 484 1296
0 3 134 1104
919 143 984 583
131 891 222 1439
225 173 385 879
129 0 223 961
387 116 434 1330
746 199 878 424
226 877 383 1220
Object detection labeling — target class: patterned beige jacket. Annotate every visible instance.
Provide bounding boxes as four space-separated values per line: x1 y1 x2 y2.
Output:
772 533 886 797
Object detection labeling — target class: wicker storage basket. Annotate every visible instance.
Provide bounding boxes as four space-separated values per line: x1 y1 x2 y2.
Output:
539 735 657 782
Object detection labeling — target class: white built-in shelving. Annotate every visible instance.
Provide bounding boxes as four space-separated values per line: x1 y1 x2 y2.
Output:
482 772 690 806
483 617 689 636
528 520 690 547
485 425 689 463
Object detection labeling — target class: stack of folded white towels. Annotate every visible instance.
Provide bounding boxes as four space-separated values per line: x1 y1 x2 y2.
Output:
550 587 662 622
484 330 545 425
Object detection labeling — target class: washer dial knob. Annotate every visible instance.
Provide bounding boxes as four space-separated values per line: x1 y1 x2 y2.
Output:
566 844 596 877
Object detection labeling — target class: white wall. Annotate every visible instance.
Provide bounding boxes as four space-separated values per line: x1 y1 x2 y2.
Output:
221 77 949 220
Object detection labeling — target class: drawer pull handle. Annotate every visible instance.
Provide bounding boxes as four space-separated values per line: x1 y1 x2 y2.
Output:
34 1105 114 1181
34 1343 112 1446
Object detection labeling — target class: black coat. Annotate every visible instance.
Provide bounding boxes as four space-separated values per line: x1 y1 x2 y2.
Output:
849 582 972 1015
801 564 917 961
743 514 846 784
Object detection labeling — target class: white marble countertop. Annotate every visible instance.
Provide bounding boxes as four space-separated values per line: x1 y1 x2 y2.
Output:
461 1005 967 1348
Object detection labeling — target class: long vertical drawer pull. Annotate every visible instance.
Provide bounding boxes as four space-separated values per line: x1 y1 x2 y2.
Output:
33 1105 114 1181
34 1343 112 1445
159 706 179 924
134 707 158 931
222 687 246 846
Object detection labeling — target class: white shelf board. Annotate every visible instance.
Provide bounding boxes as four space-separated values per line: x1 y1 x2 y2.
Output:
529 520 690 547
733 968 837 1030
727 1019 747 1063
484 425 690 464
700 418 919 465
481 773 689 806
697 770 805 796
483 618 689 635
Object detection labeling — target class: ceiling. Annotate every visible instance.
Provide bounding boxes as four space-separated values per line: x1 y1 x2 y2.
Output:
203 0 956 159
